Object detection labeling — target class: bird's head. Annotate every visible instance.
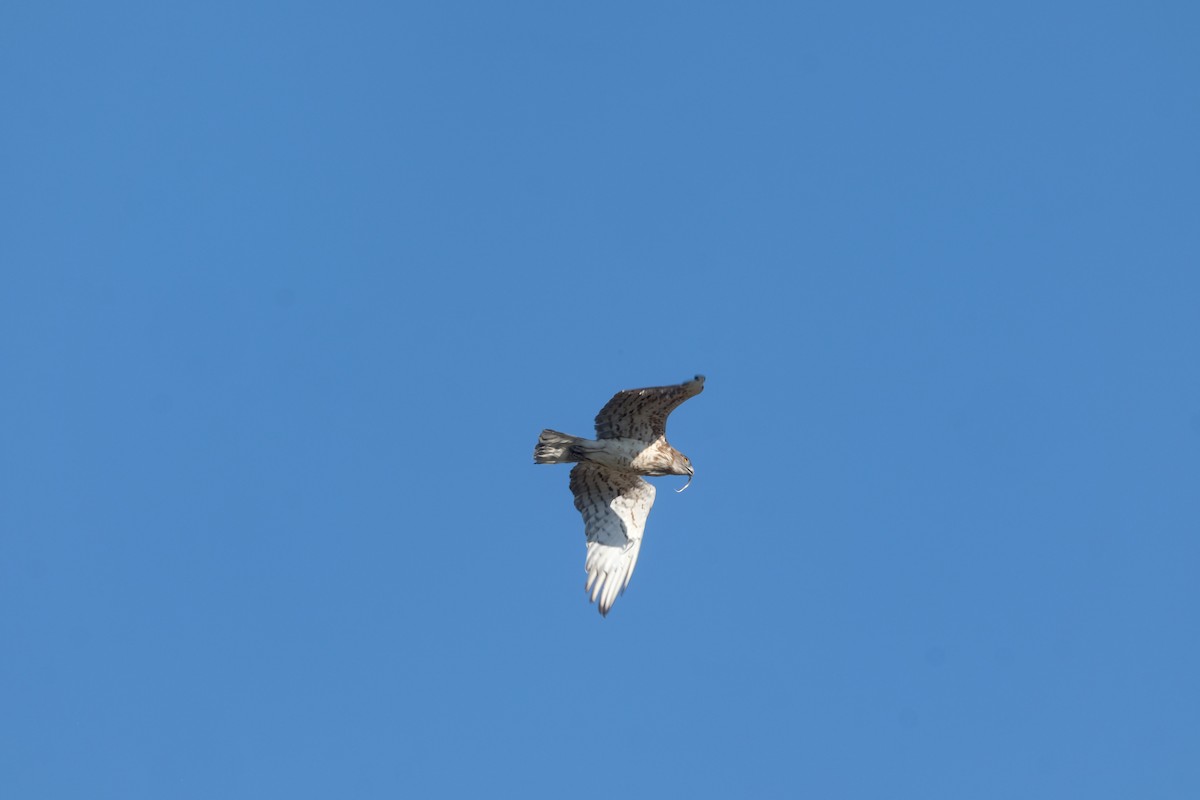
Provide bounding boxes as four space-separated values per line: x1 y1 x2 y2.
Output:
672 452 694 493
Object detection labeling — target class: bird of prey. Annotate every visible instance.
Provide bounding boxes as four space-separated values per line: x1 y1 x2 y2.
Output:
533 375 705 616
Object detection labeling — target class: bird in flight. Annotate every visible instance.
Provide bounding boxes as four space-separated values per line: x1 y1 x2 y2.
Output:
534 375 705 616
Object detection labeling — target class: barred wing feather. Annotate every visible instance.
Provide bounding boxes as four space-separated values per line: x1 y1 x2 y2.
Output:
593 374 705 442
569 463 656 616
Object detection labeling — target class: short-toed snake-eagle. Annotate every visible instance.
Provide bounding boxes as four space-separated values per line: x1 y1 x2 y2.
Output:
534 375 705 616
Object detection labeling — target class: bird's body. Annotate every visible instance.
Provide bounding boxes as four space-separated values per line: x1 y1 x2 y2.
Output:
533 375 705 616
535 434 682 475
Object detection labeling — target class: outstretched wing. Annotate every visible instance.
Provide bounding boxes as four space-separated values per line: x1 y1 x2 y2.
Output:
593 374 705 442
569 463 656 616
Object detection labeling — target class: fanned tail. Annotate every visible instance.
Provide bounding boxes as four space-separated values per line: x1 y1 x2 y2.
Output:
534 429 586 464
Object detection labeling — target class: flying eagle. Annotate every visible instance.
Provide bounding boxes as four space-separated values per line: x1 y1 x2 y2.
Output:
534 375 705 616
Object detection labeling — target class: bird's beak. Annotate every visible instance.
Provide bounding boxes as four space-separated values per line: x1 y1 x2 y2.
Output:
676 468 693 493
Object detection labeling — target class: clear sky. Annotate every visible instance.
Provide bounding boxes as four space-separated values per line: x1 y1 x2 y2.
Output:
2 2 1198 798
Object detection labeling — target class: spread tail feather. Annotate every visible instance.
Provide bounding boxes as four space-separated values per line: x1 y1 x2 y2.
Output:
534 429 586 464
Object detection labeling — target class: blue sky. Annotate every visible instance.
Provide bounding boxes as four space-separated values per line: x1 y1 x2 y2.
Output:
2 2 1198 797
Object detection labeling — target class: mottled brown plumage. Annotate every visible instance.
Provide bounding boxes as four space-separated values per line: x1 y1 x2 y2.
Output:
533 375 705 616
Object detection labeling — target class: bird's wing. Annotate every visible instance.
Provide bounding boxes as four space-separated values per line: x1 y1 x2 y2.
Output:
593 374 705 442
569 463 657 616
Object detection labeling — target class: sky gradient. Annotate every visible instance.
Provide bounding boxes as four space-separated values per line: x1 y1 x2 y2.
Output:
3 2 1199 797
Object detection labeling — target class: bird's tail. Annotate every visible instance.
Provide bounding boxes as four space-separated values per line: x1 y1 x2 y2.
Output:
534 429 586 464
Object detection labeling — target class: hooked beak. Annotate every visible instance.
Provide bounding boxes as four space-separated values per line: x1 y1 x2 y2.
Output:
676 467 694 493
